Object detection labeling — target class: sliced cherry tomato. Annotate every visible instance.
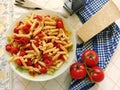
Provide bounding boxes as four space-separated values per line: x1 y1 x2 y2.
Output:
44 59 53 66
56 18 64 28
34 41 39 47
29 43 34 50
10 47 19 54
35 23 39 28
16 59 23 66
54 42 61 49
14 21 23 34
42 54 52 60
19 37 29 45
18 21 23 26
14 35 22 44
35 15 42 21
14 36 28 45
37 33 44 38
41 67 47 74
59 55 65 61
5 43 12 52
34 63 39 68
70 62 86 80
42 54 49 59
26 59 33 66
87 66 104 82
14 27 19 34
81 50 99 67
22 24 31 34
13 35 20 42
20 50 26 56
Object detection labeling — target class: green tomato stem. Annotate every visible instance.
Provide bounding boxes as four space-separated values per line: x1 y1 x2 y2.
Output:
83 60 94 83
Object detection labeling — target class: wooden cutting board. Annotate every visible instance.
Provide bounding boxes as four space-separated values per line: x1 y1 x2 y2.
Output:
77 0 120 43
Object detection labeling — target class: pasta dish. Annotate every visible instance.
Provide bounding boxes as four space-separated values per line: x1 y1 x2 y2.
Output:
5 12 73 76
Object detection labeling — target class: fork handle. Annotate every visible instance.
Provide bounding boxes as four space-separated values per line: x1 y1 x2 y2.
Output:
53 7 70 18
40 5 70 18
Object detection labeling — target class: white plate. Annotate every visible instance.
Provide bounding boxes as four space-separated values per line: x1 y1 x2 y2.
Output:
6 10 76 81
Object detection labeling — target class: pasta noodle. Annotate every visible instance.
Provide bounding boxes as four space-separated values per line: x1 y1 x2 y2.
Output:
56 61 63 68
33 27 42 36
44 21 56 25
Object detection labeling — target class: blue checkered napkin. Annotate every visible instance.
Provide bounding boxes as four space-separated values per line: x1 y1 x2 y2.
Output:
69 0 120 90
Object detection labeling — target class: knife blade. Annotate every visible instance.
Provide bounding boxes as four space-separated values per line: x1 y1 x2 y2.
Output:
63 0 86 15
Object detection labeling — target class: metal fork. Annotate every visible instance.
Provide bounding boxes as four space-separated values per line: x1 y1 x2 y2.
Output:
15 0 42 10
14 0 70 17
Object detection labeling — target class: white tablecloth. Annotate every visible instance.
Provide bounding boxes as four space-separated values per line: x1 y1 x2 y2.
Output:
0 0 120 90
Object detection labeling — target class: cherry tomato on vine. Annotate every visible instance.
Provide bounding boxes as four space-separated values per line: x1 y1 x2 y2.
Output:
87 66 104 82
70 62 86 80
81 50 99 67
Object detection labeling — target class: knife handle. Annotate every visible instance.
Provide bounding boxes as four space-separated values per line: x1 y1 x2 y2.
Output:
77 0 120 43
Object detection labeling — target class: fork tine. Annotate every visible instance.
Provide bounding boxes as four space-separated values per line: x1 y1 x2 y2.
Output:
16 0 25 2
14 0 42 10
15 0 24 5
14 3 41 10
20 0 25 1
